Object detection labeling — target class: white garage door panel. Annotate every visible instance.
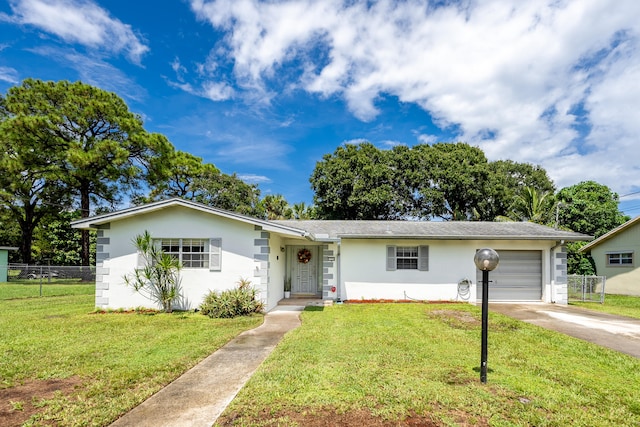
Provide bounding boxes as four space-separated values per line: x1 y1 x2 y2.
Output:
476 250 542 301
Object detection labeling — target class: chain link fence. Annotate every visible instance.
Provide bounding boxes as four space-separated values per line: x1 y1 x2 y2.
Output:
567 275 606 303
6 264 96 283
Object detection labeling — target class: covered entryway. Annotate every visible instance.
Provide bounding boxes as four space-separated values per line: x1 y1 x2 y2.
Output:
287 245 322 297
477 250 542 301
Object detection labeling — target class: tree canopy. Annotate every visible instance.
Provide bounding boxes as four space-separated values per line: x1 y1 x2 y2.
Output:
1 79 173 265
310 141 556 221
557 181 629 238
556 181 629 275
310 142 398 219
139 150 262 216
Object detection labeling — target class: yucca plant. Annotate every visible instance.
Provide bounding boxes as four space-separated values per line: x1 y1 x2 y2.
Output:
124 230 182 313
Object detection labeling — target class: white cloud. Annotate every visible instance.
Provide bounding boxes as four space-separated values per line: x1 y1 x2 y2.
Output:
168 55 235 102
29 46 147 101
0 66 19 84
237 174 272 184
341 138 369 146
8 0 149 63
416 134 439 145
167 78 234 102
202 80 234 101
171 57 188 82
380 140 404 148
190 0 640 194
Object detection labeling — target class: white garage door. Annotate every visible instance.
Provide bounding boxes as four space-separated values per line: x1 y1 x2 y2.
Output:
476 250 542 301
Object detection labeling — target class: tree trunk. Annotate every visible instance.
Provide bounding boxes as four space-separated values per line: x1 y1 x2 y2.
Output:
20 223 33 264
17 202 36 264
80 185 91 266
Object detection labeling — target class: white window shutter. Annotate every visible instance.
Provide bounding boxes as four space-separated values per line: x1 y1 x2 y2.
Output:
209 238 222 271
386 246 396 271
136 250 146 269
418 245 429 271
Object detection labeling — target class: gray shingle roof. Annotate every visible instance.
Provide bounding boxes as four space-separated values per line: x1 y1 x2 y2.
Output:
272 220 591 241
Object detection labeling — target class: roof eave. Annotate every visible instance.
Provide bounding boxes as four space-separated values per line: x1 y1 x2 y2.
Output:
338 234 591 241
580 215 640 252
71 198 310 238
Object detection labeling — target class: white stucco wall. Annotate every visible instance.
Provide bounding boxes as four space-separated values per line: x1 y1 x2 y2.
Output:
99 205 264 311
266 233 288 311
339 238 556 303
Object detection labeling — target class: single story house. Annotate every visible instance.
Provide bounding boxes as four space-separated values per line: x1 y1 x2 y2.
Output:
580 215 640 296
71 198 590 312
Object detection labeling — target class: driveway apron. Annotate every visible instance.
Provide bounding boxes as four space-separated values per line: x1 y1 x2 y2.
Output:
109 306 303 427
490 303 640 358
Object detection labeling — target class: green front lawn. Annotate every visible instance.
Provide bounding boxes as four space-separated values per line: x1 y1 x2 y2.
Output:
0 282 94 300
0 294 263 426
571 294 640 319
218 303 640 426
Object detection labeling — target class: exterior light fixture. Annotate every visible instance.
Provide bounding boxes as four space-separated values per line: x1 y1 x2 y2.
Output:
473 248 499 384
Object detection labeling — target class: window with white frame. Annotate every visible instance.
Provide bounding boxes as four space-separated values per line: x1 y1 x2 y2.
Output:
606 252 633 267
153 238 221 270
386 245 429 271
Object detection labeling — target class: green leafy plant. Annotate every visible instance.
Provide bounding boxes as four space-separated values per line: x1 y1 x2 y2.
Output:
124 230 182 313
200 277 264 318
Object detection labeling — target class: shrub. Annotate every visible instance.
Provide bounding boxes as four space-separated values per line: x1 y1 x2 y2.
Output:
200 278 264 318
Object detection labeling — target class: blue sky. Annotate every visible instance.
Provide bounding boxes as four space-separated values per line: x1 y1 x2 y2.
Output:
1 0 640 217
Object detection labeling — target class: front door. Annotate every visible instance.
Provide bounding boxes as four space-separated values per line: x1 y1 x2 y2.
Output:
290 246 319 295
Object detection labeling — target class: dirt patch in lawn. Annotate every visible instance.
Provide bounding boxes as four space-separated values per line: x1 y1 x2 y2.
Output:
428 309 479 330
0 377 83 426
218 407 487 426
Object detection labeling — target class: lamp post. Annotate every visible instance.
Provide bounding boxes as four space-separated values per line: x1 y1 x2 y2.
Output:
474 248 499 384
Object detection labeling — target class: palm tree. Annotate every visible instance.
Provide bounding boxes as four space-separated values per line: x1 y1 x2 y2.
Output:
292 202 313 219
260 194 293 220
510 187 554 224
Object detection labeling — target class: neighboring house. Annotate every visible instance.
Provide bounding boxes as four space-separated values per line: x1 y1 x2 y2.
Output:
0 246 18 283
72 198 590 312
580 216 640 296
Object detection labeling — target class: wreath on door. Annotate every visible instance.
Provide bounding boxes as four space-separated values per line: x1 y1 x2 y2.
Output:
297 248 312 264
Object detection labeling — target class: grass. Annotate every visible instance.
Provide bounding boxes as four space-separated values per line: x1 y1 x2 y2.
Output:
0 282 95 300
217 303 640 426
0 293 263 426
571 294 640 319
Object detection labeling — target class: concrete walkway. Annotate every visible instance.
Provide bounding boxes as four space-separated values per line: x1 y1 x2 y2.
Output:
109 305 305 427
490 303 640 358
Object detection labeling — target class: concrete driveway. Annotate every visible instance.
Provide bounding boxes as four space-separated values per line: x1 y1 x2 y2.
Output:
489 303 640 358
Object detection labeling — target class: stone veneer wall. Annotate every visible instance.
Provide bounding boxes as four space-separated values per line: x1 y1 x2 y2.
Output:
95 224 111 308
322 244 335 299
253 227 270 303
553 245 568 304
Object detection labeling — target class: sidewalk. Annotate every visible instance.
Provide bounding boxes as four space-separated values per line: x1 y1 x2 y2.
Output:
109 305 305 427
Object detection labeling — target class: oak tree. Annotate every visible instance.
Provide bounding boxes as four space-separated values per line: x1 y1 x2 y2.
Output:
557 181 629 275
310 142 400 219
